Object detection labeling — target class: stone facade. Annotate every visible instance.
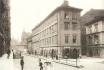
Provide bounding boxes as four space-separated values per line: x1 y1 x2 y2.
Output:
0 0 11 57
80 9 104 55
31 0 82 58
85 16 104 57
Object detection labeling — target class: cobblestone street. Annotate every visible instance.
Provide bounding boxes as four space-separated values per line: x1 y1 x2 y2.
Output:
13 55 104 70
13 55 78 70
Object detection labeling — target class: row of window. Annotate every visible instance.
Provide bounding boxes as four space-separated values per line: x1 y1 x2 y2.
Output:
39 14 57 30
40 35 57 46
64 22 78 30
65 35 77 43
88 24 98 34
88 35 98 45
64 11 77 20
40 23 57 37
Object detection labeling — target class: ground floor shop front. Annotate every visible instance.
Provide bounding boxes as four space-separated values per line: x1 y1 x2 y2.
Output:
87 46 104 57
38 46 81 59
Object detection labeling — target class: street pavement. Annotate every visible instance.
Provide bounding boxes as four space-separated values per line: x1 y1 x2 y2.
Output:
0 52 14 70
0 53 104 70
14 54 104 70
13 55 78 70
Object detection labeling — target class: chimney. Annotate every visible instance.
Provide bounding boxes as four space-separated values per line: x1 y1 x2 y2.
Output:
63 0 69 6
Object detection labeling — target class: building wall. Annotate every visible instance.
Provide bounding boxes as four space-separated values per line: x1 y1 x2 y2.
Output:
57 9 81 56
86 19 104 57
0 0 11 57
27 41 32 54
31 0 82 58
86 20 103 34
32 13 58 55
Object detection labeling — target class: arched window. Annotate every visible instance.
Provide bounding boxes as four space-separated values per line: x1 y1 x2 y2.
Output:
88 36 92 45
94 35 98 44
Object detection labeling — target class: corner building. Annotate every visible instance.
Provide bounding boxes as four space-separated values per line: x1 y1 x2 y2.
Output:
32 0 82 58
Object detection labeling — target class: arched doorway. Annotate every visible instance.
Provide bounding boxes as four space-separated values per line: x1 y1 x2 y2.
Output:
65 49 69 58
73 48 77 59
70 49 73 58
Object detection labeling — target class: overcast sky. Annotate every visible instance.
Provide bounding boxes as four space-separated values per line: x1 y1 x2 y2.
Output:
10 0 104 42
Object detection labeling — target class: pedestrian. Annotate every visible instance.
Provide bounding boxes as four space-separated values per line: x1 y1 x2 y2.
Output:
20 56 24 70
39 58 43 70
7 49 11 59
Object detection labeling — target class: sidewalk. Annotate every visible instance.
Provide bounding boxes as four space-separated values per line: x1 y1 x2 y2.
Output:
0 52 14 70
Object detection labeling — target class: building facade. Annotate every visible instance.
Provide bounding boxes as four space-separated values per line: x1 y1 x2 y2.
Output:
31 0 82 58
85 16 104 57
18 30 31 52
81 9 104 56
26 35 32 54
0 0 11 57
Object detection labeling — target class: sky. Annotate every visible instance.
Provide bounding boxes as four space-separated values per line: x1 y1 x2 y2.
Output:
10 0 104 42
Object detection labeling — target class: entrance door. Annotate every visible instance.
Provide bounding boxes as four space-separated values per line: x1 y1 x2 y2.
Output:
65 49 69 58
73 48 77 58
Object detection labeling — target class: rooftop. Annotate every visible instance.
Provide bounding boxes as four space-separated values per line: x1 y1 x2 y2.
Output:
80 9 104 25
32 0 82 31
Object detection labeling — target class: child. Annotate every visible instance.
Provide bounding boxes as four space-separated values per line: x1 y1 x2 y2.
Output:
20 56 24 70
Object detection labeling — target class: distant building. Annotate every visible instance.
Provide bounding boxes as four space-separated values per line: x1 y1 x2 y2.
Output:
26 35 32 54
31 0 82 58
0 0 11 57
85 15 104 57
18 30 31 52
11 37 19 50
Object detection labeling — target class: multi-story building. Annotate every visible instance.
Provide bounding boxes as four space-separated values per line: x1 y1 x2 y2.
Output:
31 0 82 58
0 0 11 57
81 9 104 56
85 16 104 57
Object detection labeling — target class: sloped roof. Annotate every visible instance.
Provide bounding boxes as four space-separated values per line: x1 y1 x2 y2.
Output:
80 9 104 25
85 16 104 25
32 5 82 31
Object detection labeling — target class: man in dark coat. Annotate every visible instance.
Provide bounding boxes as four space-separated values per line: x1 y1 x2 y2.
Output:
20 57 24 70
7 49 11 59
